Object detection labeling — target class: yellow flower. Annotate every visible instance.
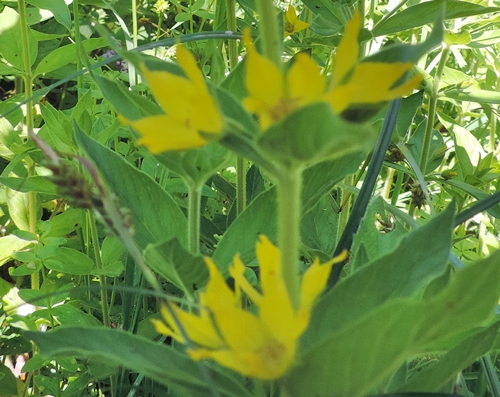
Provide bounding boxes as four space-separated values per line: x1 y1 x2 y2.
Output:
120 46 223 153
284 5 309 37
243 29 326 130
152 235 346 380
327 11 422 113
243 11 422 129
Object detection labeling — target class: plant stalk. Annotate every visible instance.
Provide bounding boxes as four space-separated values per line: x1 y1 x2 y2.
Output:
276 165 303 310
255 0 281 67
187 181 202 255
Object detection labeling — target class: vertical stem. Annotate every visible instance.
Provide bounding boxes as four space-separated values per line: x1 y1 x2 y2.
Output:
337 175 352 244
187 181 202 255
236 157 247 214
276 165 303 310
18 0 38 289
226 0 247 213
88 211 110 328
420 44 450 174
255 0 281 67
73 0 83 98
131 0 138 49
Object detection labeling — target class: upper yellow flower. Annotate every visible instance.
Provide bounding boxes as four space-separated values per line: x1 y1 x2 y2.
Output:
284 5 309 37
152 235 346 380
120 46 223 153
243 11 422 130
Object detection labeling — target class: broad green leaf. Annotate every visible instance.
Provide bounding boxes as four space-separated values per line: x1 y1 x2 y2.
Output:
0 235 35 266
372 1 500 37
302 0 343 26
6 188 30 231
246 164 265 204
75 129 188 248
213 152 365 271
259 103 375 165
284 249 500 397
25 327 253 397
35 38 107 76
34 375 59 396
300 195 339 259
144 238 209 294
155 144 232 187
444 88 500 104
25 0 71 30
350 196 408 265
0 7 38 70
0 176 57 195
43 247 95 275
0 363 18 397
42 209 84 238
305 204 455 344
396 324 499 393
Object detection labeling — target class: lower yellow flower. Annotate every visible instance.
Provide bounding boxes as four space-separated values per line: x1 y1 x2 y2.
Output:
120 46 223 153
152 235 346 380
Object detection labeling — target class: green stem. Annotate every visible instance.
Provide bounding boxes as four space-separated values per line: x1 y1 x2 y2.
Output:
236 157 247 214
131 0 138 49
276 165 303 310
18 0 38 290
73 0 83 98
337 175 352 243
226 0 247 214
187 181 202 255
255 0 281 67
391 170 404 206
88 211 110 328
420 44 450 174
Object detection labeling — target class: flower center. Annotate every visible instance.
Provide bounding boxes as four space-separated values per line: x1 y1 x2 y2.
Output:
285 21 295 34
269 97 299 123
257 339 287 368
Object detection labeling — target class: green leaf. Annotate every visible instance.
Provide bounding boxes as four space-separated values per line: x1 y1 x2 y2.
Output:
6 188 30 231
144 238 209 294
0 176 57 195
155 144 232 187
34 38 107 76
284 248 500 397
259 103 375 165
0 363 18 397
350 196 408 265
302 0 343 26
42 247 95 275
25 0 71 30
75 129 188 249
25 327 253 397
0 235 35 266
396 324 500 393
42 208 84 238
212 152 365 271
0 7 38 70
305 203 455 345
444 88 500 104
372 0 500 37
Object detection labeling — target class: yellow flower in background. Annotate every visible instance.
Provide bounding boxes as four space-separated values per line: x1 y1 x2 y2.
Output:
327 11 422 113
243 11 421 129
120 46 223 153
243 29 326 130
153 235 346 380
284 5 309 37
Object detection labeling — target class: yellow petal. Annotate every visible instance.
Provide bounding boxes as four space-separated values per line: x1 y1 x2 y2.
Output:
155 304 225 349
285 5 298 24
229 255 263 306
175 45 208 95
126 115 208 152
331 10 361 88
287 53 325 106
244 29 284 111
140 66 194 119
256 236 297 343
191 92 223 133
296 251 348 332
329 62 416 113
